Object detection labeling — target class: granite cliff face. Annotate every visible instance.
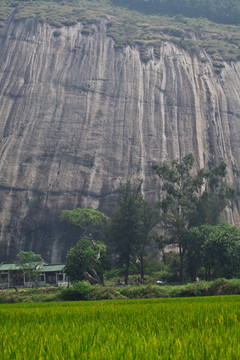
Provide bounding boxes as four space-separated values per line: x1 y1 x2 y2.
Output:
0 17 240 262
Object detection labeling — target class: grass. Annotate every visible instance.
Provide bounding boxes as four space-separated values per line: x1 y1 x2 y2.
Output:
1 296 240 359
0 0 239 64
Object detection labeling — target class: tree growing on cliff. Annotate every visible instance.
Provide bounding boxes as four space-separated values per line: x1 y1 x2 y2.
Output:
152 153 235 281
60 207 108 285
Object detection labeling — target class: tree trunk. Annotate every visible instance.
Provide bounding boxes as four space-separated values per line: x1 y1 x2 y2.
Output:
83 268 105 286
179 246 185 282
99 270 105 286
124 261 130 285
140 256 144 282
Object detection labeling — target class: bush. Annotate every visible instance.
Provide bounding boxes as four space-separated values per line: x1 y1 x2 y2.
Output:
104 268 121 280
119 285 162 299
60 282 93 301
213 61 225 68
91 286 125 300
162 27 185 38
169 283 206 297
81 28 91 35
53 29 62 37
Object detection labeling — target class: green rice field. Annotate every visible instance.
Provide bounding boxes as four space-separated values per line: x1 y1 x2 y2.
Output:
1 296 240 359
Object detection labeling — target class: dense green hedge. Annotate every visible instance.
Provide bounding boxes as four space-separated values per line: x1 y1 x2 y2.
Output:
59 279 240 301
1 279 240 303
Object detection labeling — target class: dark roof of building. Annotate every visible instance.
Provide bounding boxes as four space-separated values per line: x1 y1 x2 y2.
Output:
0 263 20 271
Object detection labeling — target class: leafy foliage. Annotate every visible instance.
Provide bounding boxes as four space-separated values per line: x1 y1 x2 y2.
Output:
64 237 107 284
0 0 240 63
16 251 44 285
152 154 235 281
60 207 107 237
61 281 93 300
201 223 240 279
186 222 240 281
190 162 235 226
61 207 108 285
112 0 240 25
106 180 159 284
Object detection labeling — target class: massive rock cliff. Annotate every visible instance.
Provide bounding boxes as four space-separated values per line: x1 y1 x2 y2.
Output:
0 17 240 262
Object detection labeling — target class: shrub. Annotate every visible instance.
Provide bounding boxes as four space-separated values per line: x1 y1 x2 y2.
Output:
162 27 185 38
91 286 125 300
213 61 225 68
60 282 93 301
119 285 159 299
81 28 91 35
227 279 240 295
62 19 77 26
53 29 62 37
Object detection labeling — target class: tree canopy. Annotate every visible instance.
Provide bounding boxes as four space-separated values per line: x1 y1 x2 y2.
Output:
112 0 240 25
188 223 240 280
16 251 44 286
64 237 107 285
61 156 237 285
106 180 159 284
60 207 108 237
152 153 235 281
61 207 108 285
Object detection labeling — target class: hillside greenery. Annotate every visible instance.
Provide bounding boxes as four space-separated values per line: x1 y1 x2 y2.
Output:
112 0 240 26
54 155 237 285
0 0 240 64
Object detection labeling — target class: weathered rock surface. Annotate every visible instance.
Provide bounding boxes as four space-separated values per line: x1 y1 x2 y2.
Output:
0 17 240 262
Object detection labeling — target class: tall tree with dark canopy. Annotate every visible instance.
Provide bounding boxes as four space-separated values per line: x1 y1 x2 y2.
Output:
107 180 158 284
190 161 235 227
188 223 240 280
134 199 159 281
152 154 235 281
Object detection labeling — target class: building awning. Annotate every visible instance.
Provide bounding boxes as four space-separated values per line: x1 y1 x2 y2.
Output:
41 265 65 272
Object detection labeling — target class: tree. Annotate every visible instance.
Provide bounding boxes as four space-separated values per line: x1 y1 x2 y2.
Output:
106 180 158 284
60 207 108 285
201 223 240 280
60 207 107 237
186 225 213 281
190 161 235 227
187 223 240 281
65 237 107 285
152 154 234 281
134 200 159 281
16 251 44 287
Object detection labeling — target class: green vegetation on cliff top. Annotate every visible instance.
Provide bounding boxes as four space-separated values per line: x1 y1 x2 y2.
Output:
0 0 240 63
